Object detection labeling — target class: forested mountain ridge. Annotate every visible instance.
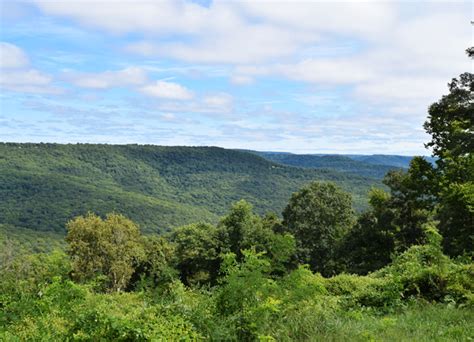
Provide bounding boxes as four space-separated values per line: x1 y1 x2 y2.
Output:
0 143 379 233
346 154 437 168
252 152 401 178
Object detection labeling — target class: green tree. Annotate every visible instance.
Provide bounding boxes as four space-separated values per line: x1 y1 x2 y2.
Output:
216 249 275 341
282 181 355 276
66 213 144 291
340 188 396 274
383 157 436 250
170 222 222 285
130 235 177 290
342 158 437 275
218 200 267 260
423 54 473 256
219 200 297 274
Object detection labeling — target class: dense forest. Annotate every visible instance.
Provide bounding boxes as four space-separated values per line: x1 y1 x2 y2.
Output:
252 152 405 179
0 143 382 233
1 52 473 341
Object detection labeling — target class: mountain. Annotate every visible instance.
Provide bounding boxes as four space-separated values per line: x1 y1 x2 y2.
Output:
0 143 380 234
345 154 436 168
252 152 399 179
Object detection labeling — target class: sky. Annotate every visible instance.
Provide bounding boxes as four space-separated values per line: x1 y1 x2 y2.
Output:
0 0 472 155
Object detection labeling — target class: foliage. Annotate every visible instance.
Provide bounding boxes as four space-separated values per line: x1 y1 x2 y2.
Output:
66 213 145 291
130 235 177 290
169 201 297 285
1 224 473 341
255 152 401 178
216 250 278 340
170 222 221 285
218 200 296 272
422 56 474 256
373 223 473 305
282 181 355 276
339 208 395 275
341 157 439 275
0 143 380 233
0 224 64 255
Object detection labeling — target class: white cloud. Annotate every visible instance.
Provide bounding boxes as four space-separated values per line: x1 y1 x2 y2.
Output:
150 92 234 116
236 58 374 84
33 0 209 35
65 67 147 89
354 76 448 106
234 1 397 40
139 80 194 100
7 1 473 154
0 42 60 94
34 0 395 64
0 42 29 68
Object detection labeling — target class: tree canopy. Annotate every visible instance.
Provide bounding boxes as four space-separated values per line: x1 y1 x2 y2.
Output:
282 181 355 276
66 213 145 291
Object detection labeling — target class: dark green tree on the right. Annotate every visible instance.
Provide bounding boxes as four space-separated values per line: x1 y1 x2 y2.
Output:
343 48 472 274
423 49 473 256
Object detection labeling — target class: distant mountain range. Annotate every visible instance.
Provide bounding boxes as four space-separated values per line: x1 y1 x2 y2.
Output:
245 151 436 178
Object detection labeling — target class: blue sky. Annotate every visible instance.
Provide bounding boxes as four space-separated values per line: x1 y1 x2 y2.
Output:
0 0 472 154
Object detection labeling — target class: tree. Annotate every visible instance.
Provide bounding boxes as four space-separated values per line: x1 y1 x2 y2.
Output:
341 157 438 275
218 200 267 260
219 200 297 274
423 52 473 256
66 213 144 292
130 235 177 290
340 189 396 274
170 222 221 285
282 181 355 276
383 157 437 250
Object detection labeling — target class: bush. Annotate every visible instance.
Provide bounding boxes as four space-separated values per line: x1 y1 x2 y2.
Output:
373 225 473 305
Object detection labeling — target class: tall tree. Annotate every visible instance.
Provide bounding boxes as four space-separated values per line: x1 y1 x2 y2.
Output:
423 51 473 256
282 181 355 276
383 157 437 250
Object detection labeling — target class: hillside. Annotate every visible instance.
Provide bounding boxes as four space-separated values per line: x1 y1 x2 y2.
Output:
253 152 399 178
0 143 380 234
345 154 437 168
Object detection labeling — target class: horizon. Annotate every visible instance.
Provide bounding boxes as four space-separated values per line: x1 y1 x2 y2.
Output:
1 1 472 154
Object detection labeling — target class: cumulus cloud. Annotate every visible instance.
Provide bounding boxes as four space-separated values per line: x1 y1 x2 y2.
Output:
139 80 194 100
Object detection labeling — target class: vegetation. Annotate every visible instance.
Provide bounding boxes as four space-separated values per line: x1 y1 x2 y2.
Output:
66 213 145 292
424 71 473 256
282 182 354 276
0 144 379 233
254 152 401 178
0 50 472 341
1 208 472 340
